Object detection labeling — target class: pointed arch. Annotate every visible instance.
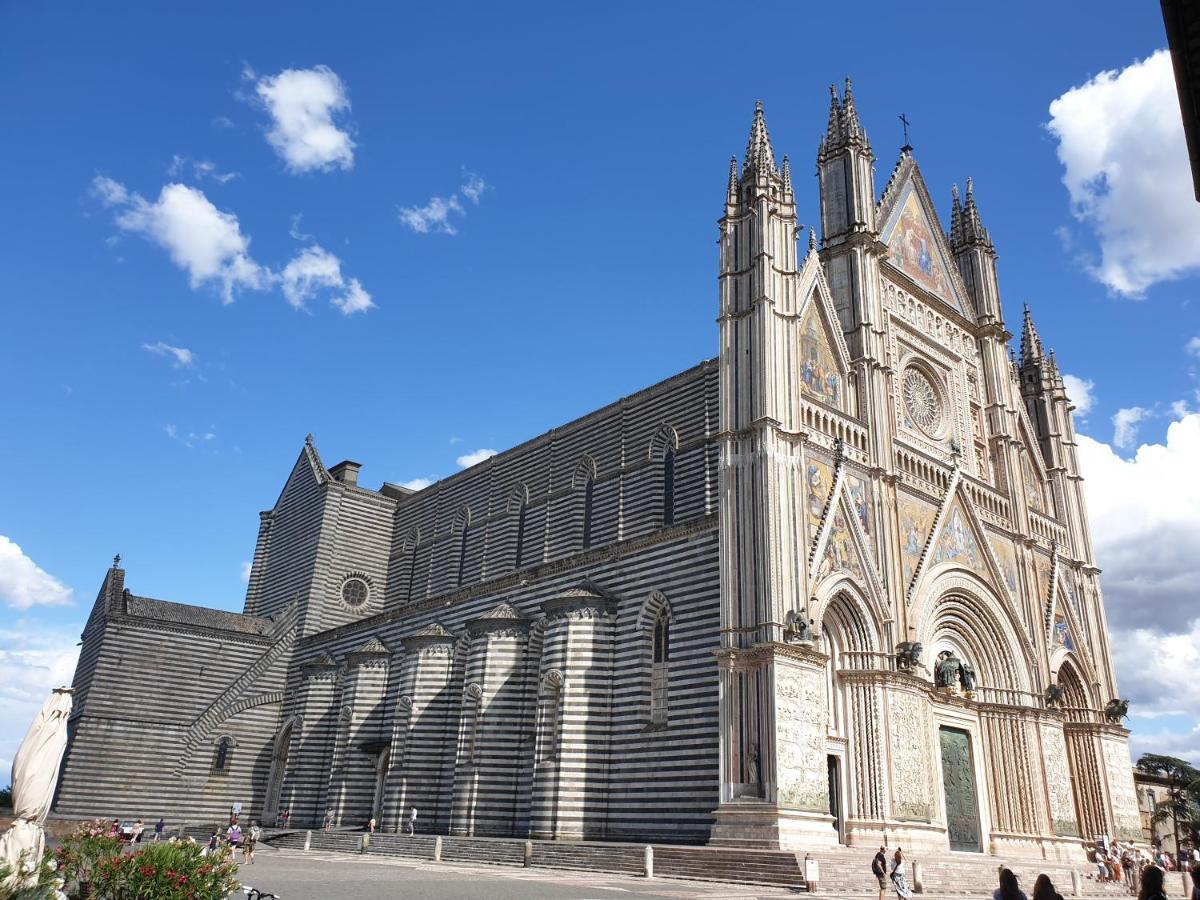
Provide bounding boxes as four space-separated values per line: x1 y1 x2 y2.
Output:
452 506 472 587
507 483 530 569
648 426 680 527
400 525 421 603
572 455 598 548
637 591 674 727
915 571 1036 695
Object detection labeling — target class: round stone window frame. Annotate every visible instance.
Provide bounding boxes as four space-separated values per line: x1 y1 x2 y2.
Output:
339 573 372 610
901 362 949 440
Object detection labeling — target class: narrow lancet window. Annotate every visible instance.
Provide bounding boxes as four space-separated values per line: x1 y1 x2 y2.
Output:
651 614 670 725
582 476 595 548
663 448 676 526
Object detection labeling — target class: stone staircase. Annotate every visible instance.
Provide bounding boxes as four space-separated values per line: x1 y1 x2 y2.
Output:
805 847 1134 898
265 830 809 889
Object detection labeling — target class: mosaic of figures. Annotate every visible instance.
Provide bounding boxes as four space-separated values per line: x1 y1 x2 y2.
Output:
1052 611 1074 652
1021 451 1047 515
930 498 991 583
898 493 938 587
882 185 960 314
816 503 864 582
1033 554 1052 608
805 455 834 543
798 301 842 409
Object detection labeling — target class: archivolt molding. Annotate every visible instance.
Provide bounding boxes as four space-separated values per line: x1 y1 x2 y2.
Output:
913 570 1036 693
811 581 884 654
635 590 674 632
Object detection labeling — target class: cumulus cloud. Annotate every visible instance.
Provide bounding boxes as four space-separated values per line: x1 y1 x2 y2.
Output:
279 244 375 315
255 65 355 173
456 448 497 468
1079 414 1200 739
93 177 271 303
0 536 73 609
1047 50 1200 296
142 341 195 368
1062 373 1095 417
0 620 82 773
1111 406 1149 448
240 561 252 583
398 172 487 235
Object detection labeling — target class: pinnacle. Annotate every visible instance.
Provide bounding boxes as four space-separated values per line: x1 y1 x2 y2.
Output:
819 79 870 157
949 176 992 252
781 155 793 193
726 155 739 202
744 99 777 175
1021 304 1045 365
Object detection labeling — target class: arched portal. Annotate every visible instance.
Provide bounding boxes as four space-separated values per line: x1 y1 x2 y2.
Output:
817 586 884 842
264 719 294 824
1056 658 1107 840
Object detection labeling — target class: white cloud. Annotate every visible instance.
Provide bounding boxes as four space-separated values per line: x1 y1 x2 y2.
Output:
279 244 374 315
168 155 239 184
255 66 355 174
398 478 434 491
165 423 218 449
93 177 271 303
456 448 497 468
1079 414 1200 739
1047 50 1200 296
399 195 464 235
0 537 73 610
398 172 487 236
240 561 252 583
1187 336 1200 359
332 278 374 315
0 620 82 774
142 341 195 368
1111 405 1149 448
1061 373 1095 416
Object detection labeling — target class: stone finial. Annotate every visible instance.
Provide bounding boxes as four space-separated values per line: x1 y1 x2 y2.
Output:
808 227 817 252
1021 303 1044 364
726 155 739 203
781 155 792 194
112 554 121 568
744 100 777 175
305 433 314 446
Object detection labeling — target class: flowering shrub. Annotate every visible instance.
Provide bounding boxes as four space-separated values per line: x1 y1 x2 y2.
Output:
0 848 66 900
54 821 239 899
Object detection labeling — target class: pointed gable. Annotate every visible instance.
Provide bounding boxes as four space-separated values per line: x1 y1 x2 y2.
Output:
878 164 971 317
929 496 990 582
816 496 867 583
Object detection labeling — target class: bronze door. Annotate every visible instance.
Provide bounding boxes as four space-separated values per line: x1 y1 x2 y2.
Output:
939 726 982 852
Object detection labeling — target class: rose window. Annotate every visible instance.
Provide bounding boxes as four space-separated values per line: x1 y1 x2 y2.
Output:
902 368 943 436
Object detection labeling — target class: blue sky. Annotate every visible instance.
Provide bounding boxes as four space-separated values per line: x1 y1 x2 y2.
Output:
2 2 1199 769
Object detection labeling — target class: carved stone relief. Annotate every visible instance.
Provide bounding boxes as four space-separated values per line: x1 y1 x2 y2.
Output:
775 663 828 812
889 689 933 821
1041 723 1079 837
1101 738 1143 841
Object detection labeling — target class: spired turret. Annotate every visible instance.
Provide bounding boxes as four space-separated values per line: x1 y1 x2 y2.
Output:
950 178 1003 326
817 79 876 243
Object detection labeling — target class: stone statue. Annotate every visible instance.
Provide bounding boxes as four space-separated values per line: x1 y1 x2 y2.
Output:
1044 684 1066 708
935 650 962 689
746 745 760 786
784 611 814 644
1104 698 1129 723
895 641 923 672
960 662 977 693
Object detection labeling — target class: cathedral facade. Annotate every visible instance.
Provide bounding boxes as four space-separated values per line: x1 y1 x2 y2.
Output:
55 85 1141 860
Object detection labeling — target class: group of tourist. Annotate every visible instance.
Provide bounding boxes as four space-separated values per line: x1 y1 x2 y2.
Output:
870 846 1200 900
203 820 262 863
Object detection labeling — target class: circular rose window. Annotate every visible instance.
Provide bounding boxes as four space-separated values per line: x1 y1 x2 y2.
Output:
902 367 944 436
341 577 369 608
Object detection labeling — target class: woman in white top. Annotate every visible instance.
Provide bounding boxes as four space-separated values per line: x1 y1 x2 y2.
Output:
890 848 914 899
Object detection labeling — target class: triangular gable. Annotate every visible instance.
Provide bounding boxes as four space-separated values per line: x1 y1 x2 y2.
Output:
908 473 1011 603
898 491 939 589
878 166 972 318
808 464 884 596
795 249 853 411
270 436 330 512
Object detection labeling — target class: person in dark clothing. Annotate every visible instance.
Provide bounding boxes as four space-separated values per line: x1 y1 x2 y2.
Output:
993 868 1029 900
871 846 888 900
1032 873 1064 900
1138 865 1168 900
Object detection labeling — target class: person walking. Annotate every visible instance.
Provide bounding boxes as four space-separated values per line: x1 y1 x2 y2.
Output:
993 868 1029 900
405 806 418 836
154 817 165 842
204 830 220 857
1138 865 1168 900
871 846 888 900
244 822 260 864
889 848 914 899
131 818 145 844
228 821 242 855
1031 874 1064 900
368 816 376 834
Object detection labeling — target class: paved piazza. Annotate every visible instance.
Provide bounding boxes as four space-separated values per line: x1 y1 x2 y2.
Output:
230 846 800 899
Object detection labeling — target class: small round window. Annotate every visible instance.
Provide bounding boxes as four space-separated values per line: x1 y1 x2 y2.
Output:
341 577 369 608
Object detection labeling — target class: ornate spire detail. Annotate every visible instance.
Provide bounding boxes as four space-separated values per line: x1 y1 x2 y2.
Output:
823 84 841 150
744 100 777 176
781 155 792 194
1021 304 1045 364
819 78 871 159
951 176 993 252
808 227 817 253
841 77 863 139
726 155 739 204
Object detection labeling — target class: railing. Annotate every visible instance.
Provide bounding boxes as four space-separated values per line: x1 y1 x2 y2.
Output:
962 479 1011 527
798 401 869 460
895 448 951 494
1029 511 1069 548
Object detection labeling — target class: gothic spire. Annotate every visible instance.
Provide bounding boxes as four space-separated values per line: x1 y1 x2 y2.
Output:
818 79 871 159
950 183 963 243
824 84 841 148
1021 304 1045 364
840 77 864 141
726 155 739 204
781 155 793 194
744 100 777 176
